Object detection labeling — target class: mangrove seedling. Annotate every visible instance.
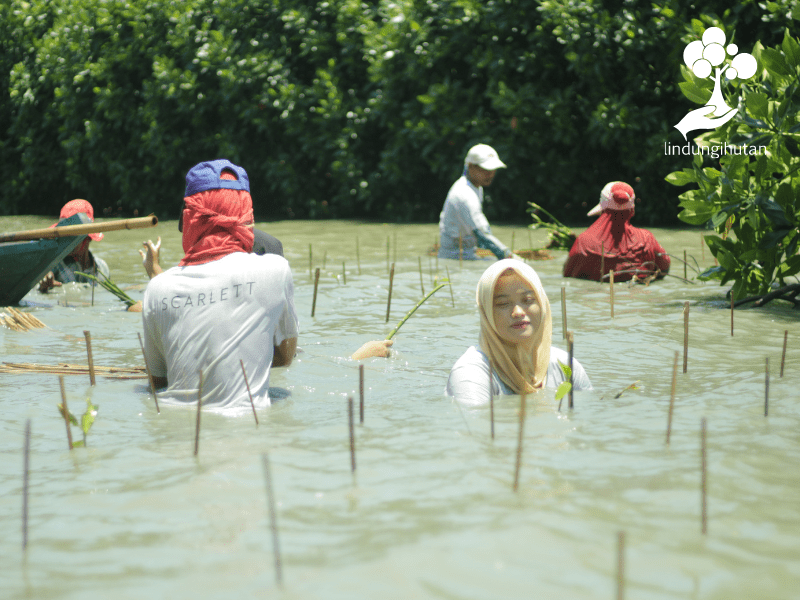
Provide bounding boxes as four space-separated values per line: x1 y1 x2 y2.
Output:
386 281 448 340
75 271 137 308
527 202 576 250
58 397 98 447
555 362 572 411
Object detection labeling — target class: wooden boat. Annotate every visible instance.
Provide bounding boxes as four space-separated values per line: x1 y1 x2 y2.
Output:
0 213 158 306
0 213 90 306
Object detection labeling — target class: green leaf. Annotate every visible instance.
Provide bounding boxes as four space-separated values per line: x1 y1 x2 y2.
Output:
781 29 800 68
759 228 793 249
554 381 572 402
557 360 572 380
761 47 794 80
72 440 85 448
758 198 792 228
745 92 769 120
678 80 711 105
664 169 696 186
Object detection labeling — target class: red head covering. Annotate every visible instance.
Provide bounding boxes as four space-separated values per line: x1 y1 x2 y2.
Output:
51 199 103 240
179 179 255 267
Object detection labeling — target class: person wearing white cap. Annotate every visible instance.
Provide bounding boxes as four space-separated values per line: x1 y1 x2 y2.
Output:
438 144 512 260
563 181 670 282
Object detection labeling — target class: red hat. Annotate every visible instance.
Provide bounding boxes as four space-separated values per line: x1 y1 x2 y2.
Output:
51 199 103 241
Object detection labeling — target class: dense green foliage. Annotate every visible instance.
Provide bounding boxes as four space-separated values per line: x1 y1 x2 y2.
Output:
1 0 794 224
667 29 800 299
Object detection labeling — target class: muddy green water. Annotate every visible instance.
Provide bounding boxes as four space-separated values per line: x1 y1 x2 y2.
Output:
1 217 798 600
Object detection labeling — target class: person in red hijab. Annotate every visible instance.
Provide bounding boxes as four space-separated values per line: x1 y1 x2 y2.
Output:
562 182 670 282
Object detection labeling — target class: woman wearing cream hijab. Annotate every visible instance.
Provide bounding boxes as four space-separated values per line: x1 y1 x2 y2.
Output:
446 259 591 405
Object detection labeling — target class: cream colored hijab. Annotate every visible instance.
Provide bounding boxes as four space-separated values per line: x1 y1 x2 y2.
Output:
476 259 552 394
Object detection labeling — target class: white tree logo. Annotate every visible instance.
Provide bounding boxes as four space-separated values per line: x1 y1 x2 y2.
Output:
675 27 758 139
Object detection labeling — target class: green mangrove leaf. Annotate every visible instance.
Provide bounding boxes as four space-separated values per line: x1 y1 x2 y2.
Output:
555 381 572 402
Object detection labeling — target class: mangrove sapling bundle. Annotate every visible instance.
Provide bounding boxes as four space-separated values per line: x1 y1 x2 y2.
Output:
75 271 137 308
526 202 576 250
386 281 448 340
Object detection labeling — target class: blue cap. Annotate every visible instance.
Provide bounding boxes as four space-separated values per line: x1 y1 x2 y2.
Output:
184 159 250 196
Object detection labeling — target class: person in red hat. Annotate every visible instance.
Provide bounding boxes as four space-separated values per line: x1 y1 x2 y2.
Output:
38 199 110 292
562 182 670 282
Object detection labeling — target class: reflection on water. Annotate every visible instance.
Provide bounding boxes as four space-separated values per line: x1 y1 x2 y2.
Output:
1 217 798 599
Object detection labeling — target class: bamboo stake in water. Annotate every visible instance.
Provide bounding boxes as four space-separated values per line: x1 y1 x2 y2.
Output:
137 333 160 413
701 417 707 535
567 331 575 409
418 257 425 296
22 418 30 551
728 291 733 336
83 330 96 386
359 364 364 424
59 376 73 450
311 268 320 317
684 249 688 280
683 302 690 373
348 397 356 473
489 362 495 440
780 330 788 378
385 263 395 323
342 262 346 285
561 284 567 340
512 391 527 492
356 236 361 275
445 265 455 307
194 370 203 456
240 360 259 426
261 452 283 587
609 270 615 318
666 351 678 444
617 531 625 600
764 357 769 417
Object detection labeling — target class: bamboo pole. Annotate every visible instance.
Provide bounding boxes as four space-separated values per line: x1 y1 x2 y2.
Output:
59 376 73 451
0 215 157 243
666 351 678 444
560 284 567 340
701 417 707 535
512 391 526 492
311 268 320 317
194 370 203 456
617 531 625 600
348 397 356 473
609 270 615 318
683 302 690 373
83 330 96 386
240 360 259 426
137 333 160 413
567 331 575 409
445 265 455 307
764 358 769 417
22 418 30 551
261 452 283 587
359 364 364 425
780 330 788 378
418 257 425 296
385 263 395 323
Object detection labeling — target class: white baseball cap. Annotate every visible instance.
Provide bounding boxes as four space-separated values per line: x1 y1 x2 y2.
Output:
464 144 506 170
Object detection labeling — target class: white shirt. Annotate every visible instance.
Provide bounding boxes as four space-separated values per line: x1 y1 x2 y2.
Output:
446 345 592 406
142 252 298 408
438 175 508 259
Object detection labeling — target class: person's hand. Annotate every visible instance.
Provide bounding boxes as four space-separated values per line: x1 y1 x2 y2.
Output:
139 237 163 279
351 339 394 360
38 272 62 293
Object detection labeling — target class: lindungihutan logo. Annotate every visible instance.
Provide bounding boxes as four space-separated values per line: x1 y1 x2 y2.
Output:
675 27 758 140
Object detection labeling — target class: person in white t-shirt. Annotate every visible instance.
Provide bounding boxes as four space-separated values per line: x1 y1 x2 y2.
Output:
446 259 591 406
142 160 299 408
438 144 512 260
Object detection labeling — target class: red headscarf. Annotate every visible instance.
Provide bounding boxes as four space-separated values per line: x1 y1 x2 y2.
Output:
179 182 255 267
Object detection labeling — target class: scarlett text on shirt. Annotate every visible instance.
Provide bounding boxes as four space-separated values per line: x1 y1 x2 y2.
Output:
159 281 256 310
